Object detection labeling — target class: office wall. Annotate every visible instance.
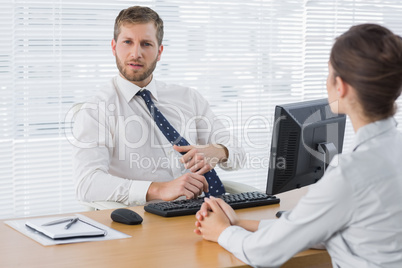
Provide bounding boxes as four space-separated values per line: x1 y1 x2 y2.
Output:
1 0 401 219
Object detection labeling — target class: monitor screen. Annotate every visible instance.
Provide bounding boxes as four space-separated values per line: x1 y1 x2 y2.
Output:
266 98 346 195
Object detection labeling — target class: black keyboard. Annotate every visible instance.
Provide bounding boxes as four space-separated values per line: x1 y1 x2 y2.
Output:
144 191 280 217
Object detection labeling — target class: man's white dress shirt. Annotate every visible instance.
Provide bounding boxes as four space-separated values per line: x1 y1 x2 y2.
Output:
72 75 245 205
218 117 402 268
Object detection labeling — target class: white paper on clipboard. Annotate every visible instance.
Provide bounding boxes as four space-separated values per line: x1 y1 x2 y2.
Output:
5 214 131 246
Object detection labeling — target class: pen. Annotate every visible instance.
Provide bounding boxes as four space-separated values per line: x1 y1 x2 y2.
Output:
64 217 79 230
42 218 75 226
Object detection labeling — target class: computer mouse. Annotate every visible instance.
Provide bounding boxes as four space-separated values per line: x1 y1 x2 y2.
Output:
111 208 143 225
275 210 286 218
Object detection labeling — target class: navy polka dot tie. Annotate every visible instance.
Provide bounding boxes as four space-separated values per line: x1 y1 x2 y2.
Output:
137 89 225 196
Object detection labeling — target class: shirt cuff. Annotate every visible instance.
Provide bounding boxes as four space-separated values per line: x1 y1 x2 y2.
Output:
128 180 153 206
258 219 276 229
217 225 252 265
218 145 245 171
218 225 244 248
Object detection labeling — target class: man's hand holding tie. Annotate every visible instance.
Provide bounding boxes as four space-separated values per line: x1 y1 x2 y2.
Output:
174 144 228 175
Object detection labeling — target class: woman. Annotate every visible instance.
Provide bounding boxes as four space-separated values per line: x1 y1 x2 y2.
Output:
194 24 402 268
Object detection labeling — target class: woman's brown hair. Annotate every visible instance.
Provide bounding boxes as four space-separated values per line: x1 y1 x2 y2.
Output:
330 24 402 120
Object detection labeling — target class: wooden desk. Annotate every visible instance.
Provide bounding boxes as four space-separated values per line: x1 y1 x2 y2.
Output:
0 188 330 268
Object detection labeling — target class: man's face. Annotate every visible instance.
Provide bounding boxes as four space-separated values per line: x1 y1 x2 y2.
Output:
112 22 163 88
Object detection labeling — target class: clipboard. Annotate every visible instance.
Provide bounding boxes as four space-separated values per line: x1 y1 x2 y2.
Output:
25 217 106 240
5 214 130 246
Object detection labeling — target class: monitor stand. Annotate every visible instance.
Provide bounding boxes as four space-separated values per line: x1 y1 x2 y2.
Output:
318 142 337 172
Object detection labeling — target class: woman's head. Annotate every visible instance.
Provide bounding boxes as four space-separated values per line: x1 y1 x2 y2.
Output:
329 24 402 120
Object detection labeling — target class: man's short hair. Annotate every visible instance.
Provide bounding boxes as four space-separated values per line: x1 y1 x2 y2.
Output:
114 6 164 45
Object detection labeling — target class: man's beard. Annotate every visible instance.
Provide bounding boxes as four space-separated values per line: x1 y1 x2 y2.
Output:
115 55 158 83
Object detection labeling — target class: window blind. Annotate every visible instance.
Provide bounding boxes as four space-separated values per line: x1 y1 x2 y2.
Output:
1 0 401 219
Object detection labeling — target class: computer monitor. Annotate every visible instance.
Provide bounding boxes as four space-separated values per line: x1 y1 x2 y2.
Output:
266 98 346 195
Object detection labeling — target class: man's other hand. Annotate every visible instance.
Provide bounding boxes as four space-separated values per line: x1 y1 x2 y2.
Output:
146 172 209 201
173 144 228 175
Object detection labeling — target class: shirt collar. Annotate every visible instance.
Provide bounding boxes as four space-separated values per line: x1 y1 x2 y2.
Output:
352 117 397 151
116 75 159 103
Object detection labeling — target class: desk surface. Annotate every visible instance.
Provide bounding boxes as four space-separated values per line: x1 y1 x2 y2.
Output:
1 188 331 268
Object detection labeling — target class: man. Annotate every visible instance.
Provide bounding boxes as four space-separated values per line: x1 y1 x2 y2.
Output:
72 6 245 206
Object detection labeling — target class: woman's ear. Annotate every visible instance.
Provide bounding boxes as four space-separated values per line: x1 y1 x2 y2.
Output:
335 76 348 98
